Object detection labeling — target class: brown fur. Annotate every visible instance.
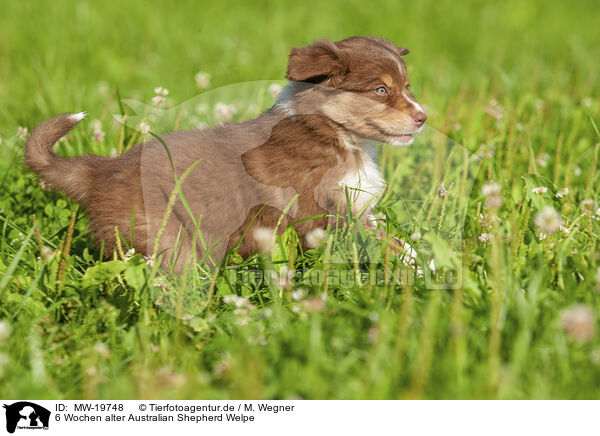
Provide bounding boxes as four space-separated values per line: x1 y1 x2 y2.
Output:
24 36 426 268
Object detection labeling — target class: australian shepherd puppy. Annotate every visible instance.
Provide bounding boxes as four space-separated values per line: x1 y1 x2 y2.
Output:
25 36 427 267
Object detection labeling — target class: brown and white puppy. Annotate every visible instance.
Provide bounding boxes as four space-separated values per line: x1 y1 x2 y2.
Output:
24 36 426 267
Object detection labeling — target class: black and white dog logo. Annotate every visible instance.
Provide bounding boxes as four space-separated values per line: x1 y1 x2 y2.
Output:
2 402 50 433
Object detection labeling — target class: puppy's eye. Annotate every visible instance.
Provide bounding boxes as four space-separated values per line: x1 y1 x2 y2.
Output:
374 86 388 96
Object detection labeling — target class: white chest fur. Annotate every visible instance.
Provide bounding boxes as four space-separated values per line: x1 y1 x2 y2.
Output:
338 141 385 216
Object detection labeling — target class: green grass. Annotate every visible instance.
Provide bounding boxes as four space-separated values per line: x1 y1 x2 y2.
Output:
1 0 600 399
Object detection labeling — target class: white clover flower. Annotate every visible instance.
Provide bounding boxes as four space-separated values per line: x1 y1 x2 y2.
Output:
214 102 237 120
477 143 496 159
40 246 54 260
559 225 570 237
247 335 268 346
151 87 169 106
223 295 254 310
537 232 547 241
562 305 596 343
482 182 502 209
291 289 306 301
268 83 282 98
93 342 111 358
124 248 135 261
574 166 582 177
138 122 150 134
479 213 497 229
89 119 102 131
155 367 186 389
582 97 594 108
368 326 379 344
485 147 496 159
437 182 448 197
531 186 548 195
485 100 504 120
482 182 501 198
92 129 105 142
410 232 422 241
536 153 549 168
534 206 561 234
235 316 251 326
143 254 154 267
555 188 569 198
222 295 237 305
277 266 294 290
154 86 169 97
0 320 11 343
16 126 28 140
302 295 326 312
305 227 326 248
581 199 598 215
478 233 493 243
253 227 274 254
195 71 211 89
151 95 165 106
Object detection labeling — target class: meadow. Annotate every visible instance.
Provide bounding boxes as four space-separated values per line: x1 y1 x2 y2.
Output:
0 0 599 399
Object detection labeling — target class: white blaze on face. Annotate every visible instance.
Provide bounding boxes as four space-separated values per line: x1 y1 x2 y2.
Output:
386 50 426 122
402 91 424 114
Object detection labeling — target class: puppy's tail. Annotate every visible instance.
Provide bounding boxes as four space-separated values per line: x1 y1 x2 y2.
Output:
24 112 91 202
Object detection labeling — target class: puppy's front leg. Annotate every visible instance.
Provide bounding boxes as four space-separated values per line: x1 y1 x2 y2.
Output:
371 214 420 267
374 218 436 272
367 213 401 253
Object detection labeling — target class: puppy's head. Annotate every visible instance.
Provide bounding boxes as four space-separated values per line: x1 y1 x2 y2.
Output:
284 36 426 146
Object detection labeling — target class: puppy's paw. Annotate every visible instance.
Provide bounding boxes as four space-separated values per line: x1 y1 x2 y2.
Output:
377 232 436 273
376 230 409 257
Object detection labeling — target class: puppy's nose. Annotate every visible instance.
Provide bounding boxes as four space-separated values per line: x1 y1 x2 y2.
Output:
412 111 427 126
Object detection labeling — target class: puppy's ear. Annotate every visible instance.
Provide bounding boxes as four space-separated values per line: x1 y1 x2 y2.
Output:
286 39 346 84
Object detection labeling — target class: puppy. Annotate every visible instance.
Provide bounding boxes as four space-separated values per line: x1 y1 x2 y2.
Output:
25 36 426 267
